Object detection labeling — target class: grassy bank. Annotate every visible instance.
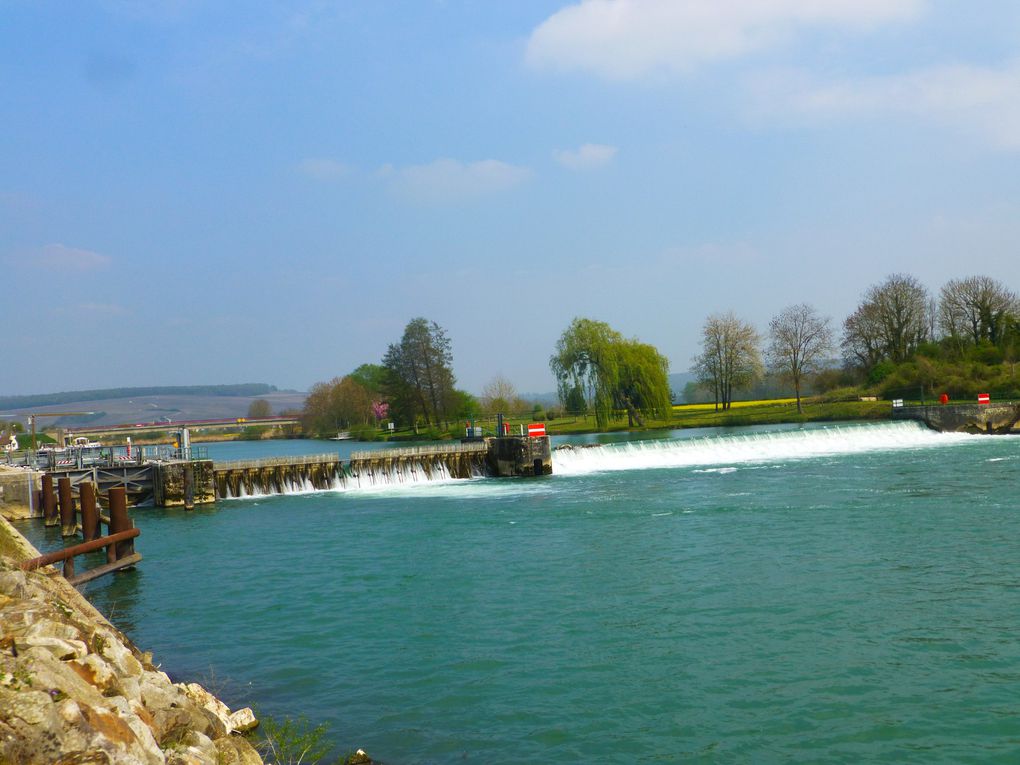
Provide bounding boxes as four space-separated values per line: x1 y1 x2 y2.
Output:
489 398 892 437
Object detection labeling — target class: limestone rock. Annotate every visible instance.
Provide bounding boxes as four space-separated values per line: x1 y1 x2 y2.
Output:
0 549 267 765
228 706 259 733
214 735 265 765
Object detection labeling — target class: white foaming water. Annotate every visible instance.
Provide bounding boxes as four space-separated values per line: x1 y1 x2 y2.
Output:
552 422 981 476
220 460 486 501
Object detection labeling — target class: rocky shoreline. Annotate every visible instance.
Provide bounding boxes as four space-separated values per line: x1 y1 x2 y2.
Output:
0 516 264 764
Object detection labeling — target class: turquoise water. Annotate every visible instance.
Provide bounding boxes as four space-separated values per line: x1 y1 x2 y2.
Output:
17 423 1020 763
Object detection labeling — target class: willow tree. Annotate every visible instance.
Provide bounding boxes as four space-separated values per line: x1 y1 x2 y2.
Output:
550 318 671 428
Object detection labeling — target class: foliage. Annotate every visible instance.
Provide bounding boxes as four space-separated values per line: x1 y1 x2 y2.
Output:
693 312 762 411
349 363 388 397
247 399 272 418
447 388 481 420
938 275 1019 348
302 376 373 436
842 273 930 368
550 318 671 428
480 374 526 415
383 318 457 427
252 713 333 765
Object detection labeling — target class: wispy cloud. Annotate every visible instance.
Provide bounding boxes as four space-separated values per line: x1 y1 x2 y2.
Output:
297 157 350 181
526 0 924 81
385 158 532 203
750 60 1020 150
554 143 618 170
27 244 112 272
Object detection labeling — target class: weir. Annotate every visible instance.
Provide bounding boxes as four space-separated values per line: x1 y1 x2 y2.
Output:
1 437 553 516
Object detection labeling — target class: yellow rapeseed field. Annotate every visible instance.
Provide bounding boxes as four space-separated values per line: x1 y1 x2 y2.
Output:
673 398 798 413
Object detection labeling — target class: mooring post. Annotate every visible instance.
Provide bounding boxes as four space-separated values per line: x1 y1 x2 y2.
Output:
58 476 76 537
79 481 100 542
42 474 58 526
107 487 133 563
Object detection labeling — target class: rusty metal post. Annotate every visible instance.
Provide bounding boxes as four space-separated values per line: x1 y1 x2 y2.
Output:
79 482 100 542
63 556 75 580
58 477 76 537
42 474 58 527
108 487 134 561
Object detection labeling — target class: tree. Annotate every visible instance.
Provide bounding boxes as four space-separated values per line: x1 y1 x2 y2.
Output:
842 273 930 370
767 304 833 414
247 399 272 419
693 312 762 411
550 318 671 428
938 276 1019 349
349 363 388 397
480 375 524 415
382 318 457 427
302 376 373 436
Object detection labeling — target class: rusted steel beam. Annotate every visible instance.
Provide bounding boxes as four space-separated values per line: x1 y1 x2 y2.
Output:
19 528 141 571
43 474 58 526
58 476 76 537
79 481 100 542
67 553 142 586
108 487 134 561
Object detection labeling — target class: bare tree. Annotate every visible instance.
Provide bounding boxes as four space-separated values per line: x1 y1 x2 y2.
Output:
768 304 833 414
938 275 1019 348
694 312 762 411
480 374 523 415
842 273 930 369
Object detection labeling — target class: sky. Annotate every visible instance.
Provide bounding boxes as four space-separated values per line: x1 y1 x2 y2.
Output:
4 1 1020 397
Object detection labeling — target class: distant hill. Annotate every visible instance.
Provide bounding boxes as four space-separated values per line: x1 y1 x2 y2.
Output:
0 385 306 428
0 384 278 412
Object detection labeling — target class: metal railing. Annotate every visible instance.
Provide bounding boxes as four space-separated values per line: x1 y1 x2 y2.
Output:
213 453 343 470
350 442 489 461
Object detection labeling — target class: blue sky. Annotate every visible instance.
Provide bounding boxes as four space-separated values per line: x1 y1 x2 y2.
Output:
4 1 1020 397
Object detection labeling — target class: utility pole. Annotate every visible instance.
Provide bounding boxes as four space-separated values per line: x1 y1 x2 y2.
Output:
23 412 96 451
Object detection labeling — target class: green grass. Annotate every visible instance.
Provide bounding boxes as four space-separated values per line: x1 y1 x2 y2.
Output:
321 398 895 442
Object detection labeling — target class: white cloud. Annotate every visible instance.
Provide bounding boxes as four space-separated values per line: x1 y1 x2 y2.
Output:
297 157 350 180
387 158 532 202
554 143 618 170
28 244 111 271
751 60 1020 150
526 0 924 80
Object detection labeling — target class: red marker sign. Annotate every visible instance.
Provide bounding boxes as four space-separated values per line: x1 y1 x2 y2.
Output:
527 423 546 437
978 393 990 405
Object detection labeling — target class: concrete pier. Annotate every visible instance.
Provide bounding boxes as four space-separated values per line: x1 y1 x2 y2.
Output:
892 403 1020 434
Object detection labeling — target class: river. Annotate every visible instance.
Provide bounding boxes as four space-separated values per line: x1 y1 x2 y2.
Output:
16 422 1020 763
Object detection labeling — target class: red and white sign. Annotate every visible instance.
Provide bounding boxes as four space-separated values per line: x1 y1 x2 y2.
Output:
978 393 990 405
527 422 546 437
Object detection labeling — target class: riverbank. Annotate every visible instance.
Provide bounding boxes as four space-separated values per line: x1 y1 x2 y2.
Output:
0 517 264 764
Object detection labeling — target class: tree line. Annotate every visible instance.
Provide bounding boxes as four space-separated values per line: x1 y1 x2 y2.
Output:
691 273 1020 411
303 272 1020 437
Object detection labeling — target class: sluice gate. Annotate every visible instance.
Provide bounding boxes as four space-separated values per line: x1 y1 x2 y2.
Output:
213 454 345 499
348 442 490 482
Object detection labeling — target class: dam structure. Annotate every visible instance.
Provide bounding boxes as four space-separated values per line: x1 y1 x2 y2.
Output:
2 435 552 515
891 402 1020 434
